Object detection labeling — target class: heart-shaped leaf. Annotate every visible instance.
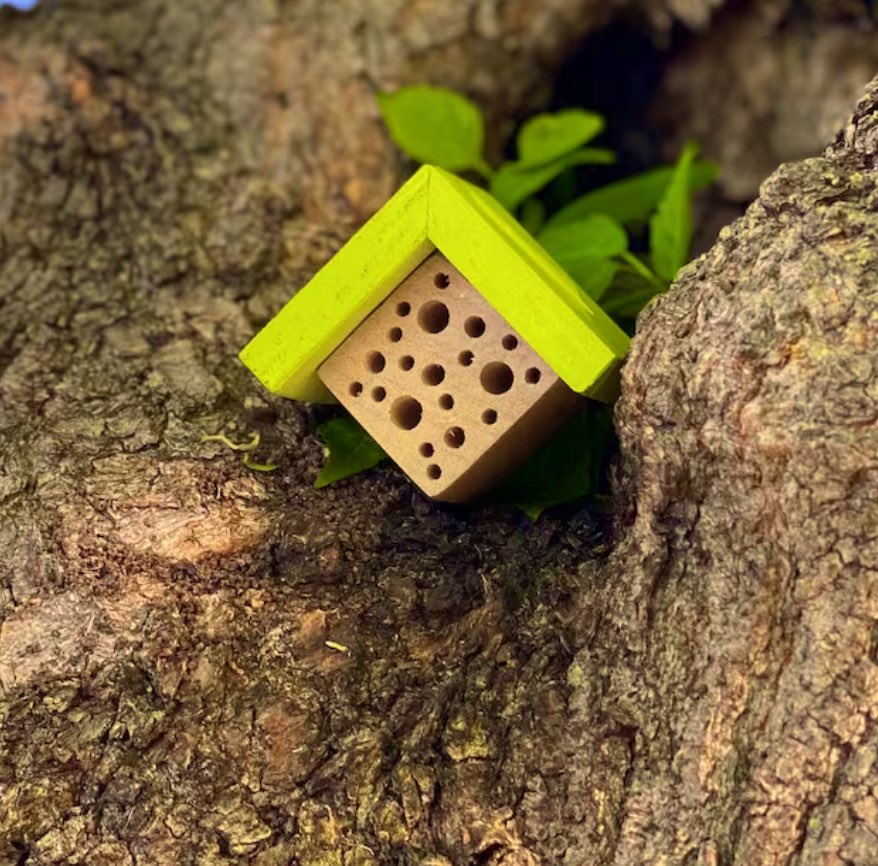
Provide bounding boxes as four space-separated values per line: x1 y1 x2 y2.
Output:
377 86 488 176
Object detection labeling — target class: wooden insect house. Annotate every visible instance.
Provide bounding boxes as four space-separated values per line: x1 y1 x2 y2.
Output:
240 165 630 502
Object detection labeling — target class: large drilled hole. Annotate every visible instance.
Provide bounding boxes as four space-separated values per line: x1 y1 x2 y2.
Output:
439 394 454 410
480 362 514 395
399 355 415 371
434 273 450 289
391 396 423 430
458 350 474 367
525 367 542 385
482 409 498 425
422 364 445 386
396 301 411 317
366 351 386 373
418 301 450 334
427 464 442 480
464 316 486 338
445 427 465 449
389 327 403 342
502 335 519 350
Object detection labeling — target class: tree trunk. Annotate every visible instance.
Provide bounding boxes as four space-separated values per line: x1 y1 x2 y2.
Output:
2 2 878 865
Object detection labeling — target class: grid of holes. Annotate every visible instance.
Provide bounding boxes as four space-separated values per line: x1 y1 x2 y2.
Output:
347 268 544 482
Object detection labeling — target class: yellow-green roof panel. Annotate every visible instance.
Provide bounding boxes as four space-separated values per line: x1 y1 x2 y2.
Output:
239 165 630 404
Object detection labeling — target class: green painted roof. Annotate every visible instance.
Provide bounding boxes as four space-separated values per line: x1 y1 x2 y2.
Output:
240 165 630 404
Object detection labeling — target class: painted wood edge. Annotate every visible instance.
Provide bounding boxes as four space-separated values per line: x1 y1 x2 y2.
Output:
239 167 435 402
428 169 629 397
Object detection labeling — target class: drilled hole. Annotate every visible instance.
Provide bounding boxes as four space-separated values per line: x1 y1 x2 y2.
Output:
525 367 542 385
389 327 403 342
366 351 386 373
399 355 415 371
420 443 435 458
464 316 486 338
427 464 442 480
439 393 454 410
396 301 411 317
458 350 474 367
502 335 519 350
391 396 423 430
372 386 387 402
480 362 514 395
349 382 363 397
422 364 446 386
434 273 450 289
445 427 465 449
482 409 498 425
418 301 450 334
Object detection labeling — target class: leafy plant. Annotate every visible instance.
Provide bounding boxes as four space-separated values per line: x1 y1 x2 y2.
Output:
377 85 716 323
490 404 615 521
312 85 718 517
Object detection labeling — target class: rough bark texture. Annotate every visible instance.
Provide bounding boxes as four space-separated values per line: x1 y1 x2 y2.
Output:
2 2 878 865
590 79 878 864
654 0 878 202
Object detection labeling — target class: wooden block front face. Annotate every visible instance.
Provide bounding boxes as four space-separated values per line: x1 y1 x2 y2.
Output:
318 253 585 501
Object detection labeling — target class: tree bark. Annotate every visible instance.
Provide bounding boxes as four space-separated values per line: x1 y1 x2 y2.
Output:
2 2 878 865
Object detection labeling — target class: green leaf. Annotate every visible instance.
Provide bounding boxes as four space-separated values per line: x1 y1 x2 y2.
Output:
567 258 618 301
519 197 547 235
490 405 615 521
377 86 489 176
650 141 698 283
538 215 628 260
517 109 605 167
490 147 615 212
599 257 667 319
601 284 665 319
538 215 628 300
315 417 386 488
545 159 718 229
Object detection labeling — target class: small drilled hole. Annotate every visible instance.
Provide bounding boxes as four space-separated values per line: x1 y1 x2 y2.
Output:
396 301 411 317
389 327 403 342
372 386 387 402
445 427 465 449
439 394 454 410
464 316 486 338
502 335 518 350
422 364 445 386
399 355 415 371
525 368 542 385
366 351 386 373
427 464 442 480
418 301 450 334
350 382 363 397
434 273 450 289
391 396 423 430
420 442 435 457
480 362 514 395
482 409 498 425
458 350 474 367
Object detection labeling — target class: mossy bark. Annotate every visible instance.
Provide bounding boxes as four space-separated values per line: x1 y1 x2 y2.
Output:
2 2 878 864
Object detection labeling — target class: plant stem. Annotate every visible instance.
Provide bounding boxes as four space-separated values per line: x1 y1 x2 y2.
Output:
619 251 665 288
